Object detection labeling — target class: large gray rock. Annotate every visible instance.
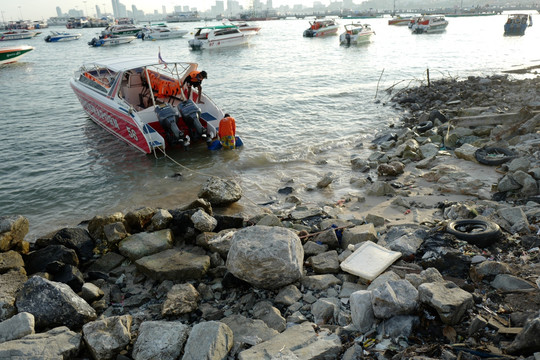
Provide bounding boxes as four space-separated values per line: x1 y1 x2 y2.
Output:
0 215 29 252
162 283 200 317
0 312 34 344
253 301 286 332
491 274 535 291
15 276 97 330
383 226 427 257
350 290 375 332
507 312 540 355
190 210 218 232
311 297 340 325
301 274 342 291
118 229 174 261
341 224 378 249
82 315 132 360
418 281 473 325
198 177 242 206
0 326 81 359
221 314 278 349
0 268 27 322
135 248 210 281
238 322 341 360
182 321 234 360
309 250 340 274
371 279 418 319
87 212 125 241
226 226 303 289
132 321 190 360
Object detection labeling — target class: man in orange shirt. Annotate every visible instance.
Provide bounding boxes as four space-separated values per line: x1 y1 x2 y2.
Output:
182 70 207 103
218 114 236 150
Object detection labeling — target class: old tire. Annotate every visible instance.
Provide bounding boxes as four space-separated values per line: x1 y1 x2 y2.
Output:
416 121 433 133
475 147 516 166
447 219 501 248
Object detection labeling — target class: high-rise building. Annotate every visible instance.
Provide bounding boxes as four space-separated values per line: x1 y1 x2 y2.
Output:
111 0 119 18
162 5 166 15
96 5 102 17
56 6 63 17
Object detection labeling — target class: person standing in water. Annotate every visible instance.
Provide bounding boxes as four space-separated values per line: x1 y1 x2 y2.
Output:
218 114 236 149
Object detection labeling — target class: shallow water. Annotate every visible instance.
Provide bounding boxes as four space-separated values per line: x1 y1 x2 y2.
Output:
1 15 538 240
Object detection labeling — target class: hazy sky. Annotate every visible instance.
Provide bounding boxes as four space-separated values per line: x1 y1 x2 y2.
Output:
2 0 326 22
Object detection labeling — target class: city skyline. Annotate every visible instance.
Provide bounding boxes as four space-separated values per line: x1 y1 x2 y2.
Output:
1 0 332 21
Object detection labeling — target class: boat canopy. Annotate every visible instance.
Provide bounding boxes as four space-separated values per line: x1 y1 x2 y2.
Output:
80 57 196 73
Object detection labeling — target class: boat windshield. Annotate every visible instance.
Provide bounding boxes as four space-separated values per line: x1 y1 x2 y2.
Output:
78 65 118 95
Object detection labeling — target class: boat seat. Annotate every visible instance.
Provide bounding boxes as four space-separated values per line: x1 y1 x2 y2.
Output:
128 74 143 88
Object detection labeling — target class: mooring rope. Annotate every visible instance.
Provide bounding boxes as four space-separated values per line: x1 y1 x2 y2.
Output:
155 146 219 178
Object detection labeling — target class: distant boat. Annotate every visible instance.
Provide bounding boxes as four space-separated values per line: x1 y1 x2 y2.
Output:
44 31 82 42
0 45 34 65
188 25 252 50
0 29 39 41
339 23 375 45
303 19 339 37
410 15 448 34
88 35 137 47
504 14 532 36
140 24 189 41
388 15 414 25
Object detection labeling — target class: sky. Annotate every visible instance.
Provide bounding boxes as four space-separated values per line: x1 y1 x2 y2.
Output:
1 0 327 22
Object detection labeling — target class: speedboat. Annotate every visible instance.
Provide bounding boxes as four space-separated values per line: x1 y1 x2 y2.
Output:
504 14 532 36
225 21 261 35
101 24 143 37
88 35 137 47
339 23 375 45
0 45 34 65
70 56 227 154
0 29 39 41
188 25 251 50
388 15 414 25
140 24 189 40
44 31 81 42
303 19 339 37
410 15 448 34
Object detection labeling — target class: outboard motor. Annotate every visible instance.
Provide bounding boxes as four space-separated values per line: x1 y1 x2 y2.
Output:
303 29 315 37
88 38 96 46
345 33 351 45
177 99 209 142
154 104 188 147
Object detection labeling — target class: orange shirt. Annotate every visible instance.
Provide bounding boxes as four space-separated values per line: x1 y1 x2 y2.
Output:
218 116 236 138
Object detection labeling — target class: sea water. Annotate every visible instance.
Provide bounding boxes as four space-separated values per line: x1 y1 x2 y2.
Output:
0 15 538 240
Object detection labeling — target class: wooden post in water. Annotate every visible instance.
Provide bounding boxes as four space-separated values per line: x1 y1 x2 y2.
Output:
426 68 430 87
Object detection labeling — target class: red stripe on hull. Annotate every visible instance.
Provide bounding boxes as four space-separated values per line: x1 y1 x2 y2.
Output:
71 85 152 153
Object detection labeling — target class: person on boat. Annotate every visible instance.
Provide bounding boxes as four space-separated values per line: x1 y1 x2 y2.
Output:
218 114 236 150
182 70 207 104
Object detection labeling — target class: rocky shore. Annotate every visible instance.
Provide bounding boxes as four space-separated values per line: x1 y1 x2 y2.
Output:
0 74 539 360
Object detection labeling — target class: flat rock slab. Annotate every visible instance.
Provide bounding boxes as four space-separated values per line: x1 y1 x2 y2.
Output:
135 248 210 281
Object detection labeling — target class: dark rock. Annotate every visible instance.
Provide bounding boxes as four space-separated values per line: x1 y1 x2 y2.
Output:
35 228 94 264
24 245 79 275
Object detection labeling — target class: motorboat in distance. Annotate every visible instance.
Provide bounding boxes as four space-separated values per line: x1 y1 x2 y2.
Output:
303 19 339 37
339 23 375 45
44 31 82 42
188 25 252 50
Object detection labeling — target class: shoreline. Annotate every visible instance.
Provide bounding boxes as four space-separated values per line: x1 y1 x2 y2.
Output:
1 72 539 358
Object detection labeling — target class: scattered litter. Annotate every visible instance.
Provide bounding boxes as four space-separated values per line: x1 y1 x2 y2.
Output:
340 241 402 281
